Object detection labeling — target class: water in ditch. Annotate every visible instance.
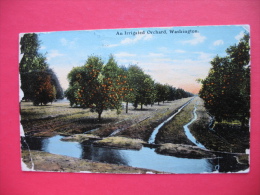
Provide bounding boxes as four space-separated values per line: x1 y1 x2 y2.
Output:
183 103 206 148
22 135 248 173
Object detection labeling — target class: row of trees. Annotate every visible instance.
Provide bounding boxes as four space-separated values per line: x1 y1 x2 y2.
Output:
65 55 193 120
20 33 64 105
199 33 250 126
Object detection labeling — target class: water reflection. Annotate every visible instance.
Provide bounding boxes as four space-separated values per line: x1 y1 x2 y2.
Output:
21 135 248 173
81 144 214 173
81 144 129 165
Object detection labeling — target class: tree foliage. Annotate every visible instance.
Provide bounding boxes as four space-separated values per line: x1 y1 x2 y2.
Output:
66 55 194 119
155 83 192 104
31 71 56 105
47 68 64 99
65 55 129 120
199 33 250 125
20 33 47 73
19 33 64 105
127 65 156 109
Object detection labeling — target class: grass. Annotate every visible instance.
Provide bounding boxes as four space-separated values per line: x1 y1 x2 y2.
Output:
216 120 242 126
155 97 198 145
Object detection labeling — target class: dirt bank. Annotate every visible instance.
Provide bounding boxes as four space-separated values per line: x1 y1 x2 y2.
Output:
22 150 163 174
60 134 101 142
93 137 145 150
155 143 216 159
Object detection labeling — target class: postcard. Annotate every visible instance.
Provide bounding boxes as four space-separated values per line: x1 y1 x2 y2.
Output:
20 25 250 174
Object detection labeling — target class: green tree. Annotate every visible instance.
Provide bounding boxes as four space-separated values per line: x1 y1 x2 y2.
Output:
167 86 177 101
66 55 128 120
155 83 164 105
102 55 128 114
78 56 104 120
161 84 170 103
128 65 155 110
30 71 56 105
47 68 64 99
20 33 47 73
142 76 156 107
199 33 250 125
119 66 135 113
65 66 87 107
20 33 64 104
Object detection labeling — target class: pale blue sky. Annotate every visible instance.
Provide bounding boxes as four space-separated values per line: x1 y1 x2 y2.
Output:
28 25 249 94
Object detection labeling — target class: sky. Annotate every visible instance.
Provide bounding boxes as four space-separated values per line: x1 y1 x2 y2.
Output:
25 25 249 94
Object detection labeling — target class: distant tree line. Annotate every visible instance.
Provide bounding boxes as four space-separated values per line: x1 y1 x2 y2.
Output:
65 55 193 120
20 33 64 105
199 33 250 126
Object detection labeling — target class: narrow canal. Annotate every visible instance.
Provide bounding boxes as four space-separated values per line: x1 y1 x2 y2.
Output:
183 102 206 148
148 99 193 144
22 136 247 173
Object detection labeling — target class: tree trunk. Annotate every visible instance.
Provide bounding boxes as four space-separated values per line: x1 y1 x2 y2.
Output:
134 100 138 109
141 103 143 110
98 111 102 121
126 102 128 113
